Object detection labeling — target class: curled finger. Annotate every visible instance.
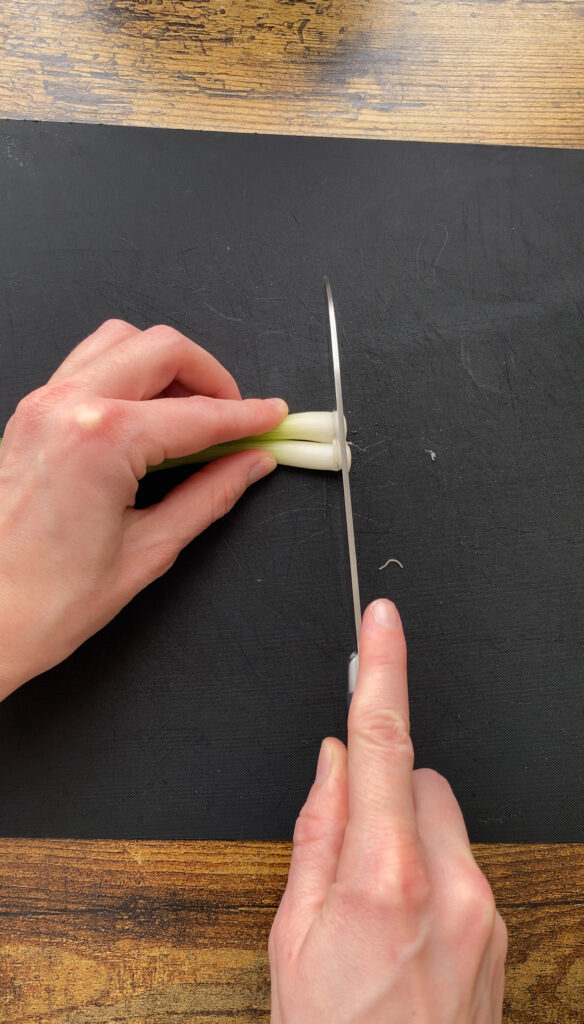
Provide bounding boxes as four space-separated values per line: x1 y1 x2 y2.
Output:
78 324 241 401
49 319 139 381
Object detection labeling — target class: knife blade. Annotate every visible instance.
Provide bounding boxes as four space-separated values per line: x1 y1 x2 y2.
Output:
325 277 362 704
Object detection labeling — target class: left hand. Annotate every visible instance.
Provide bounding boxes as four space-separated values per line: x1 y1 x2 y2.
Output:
0 319 287 699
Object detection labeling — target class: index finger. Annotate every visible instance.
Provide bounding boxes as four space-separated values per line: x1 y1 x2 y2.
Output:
122 393 288 474
336 600 419 884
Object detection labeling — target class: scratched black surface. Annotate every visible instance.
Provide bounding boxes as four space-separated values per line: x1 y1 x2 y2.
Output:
0 120 582 841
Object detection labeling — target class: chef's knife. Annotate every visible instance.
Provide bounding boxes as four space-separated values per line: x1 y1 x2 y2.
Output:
325 277 362 706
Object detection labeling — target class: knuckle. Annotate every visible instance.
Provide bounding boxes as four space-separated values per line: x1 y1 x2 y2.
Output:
148 324 186 352
146 539 181 578
391 842 431 911
14 386 122 441
399 846 431 901
451 866 497 942
365 644 407 674
293 806 341 851
13 386 56 431
12 383 78 438
210 479 242 522
293 807 323 849
343 841 430 918
191 394 217 418
59 399 123 447
101 317 134 333
10 386 127 465
64 400 111 432
353 706 413 761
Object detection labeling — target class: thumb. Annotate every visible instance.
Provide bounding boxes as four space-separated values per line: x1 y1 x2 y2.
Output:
279 737 349 936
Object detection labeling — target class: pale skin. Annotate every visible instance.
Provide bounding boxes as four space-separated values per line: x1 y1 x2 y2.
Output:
269 599 508 1023
0 320 507 1021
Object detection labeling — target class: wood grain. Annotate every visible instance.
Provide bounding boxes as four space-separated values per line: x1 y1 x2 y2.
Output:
1 0 583 148
0 840 582 1023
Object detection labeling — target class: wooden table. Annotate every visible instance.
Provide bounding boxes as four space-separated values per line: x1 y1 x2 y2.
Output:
0 2 583 1022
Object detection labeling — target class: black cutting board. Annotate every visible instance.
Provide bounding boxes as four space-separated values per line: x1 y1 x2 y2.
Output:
0 120 582 841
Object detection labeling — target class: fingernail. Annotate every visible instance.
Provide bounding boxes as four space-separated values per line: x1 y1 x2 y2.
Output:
266 398 288 417
247 455 277 486
371 599 400 629
315 739 331 785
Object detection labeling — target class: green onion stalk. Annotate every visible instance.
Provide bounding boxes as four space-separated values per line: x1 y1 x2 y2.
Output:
148 411 351 473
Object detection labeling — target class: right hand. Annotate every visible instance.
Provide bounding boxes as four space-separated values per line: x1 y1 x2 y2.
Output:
269 599 507 1023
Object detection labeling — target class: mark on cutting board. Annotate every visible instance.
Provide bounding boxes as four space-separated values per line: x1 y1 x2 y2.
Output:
416 223 449 284
460 341 502 394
